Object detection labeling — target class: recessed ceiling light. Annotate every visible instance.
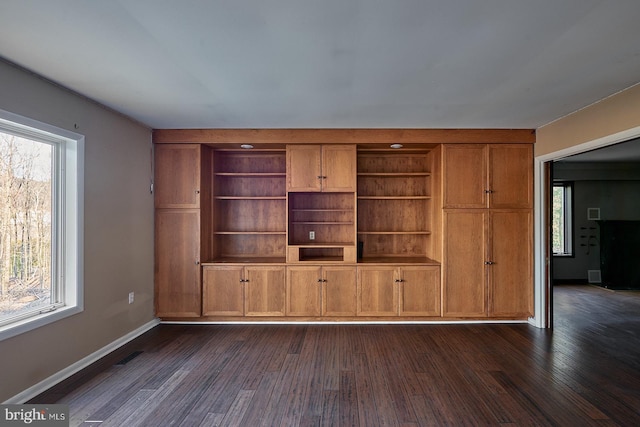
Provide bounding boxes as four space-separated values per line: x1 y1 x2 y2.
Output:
390 144 403 149
240 144 254 149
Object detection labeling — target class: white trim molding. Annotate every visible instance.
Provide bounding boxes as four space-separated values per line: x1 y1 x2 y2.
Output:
4 319 160 404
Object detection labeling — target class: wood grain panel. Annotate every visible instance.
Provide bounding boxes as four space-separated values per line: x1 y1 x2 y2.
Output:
153 128 536 144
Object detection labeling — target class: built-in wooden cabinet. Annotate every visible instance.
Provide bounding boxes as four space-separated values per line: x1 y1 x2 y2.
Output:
442 143 533 319
155 209 202 317
154 144 202 208
203 264 286 316
154 144 211 317
357 265 441 316
286 266 357 316
286 145 356 192
287 144 357 263
443 144 533 209
153 133 533 322
442 210 487 317
442 210 532 318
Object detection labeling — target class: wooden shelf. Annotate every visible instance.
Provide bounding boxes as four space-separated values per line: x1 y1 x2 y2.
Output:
290 208 352 212
204 257 287 264
291 221 354 225
215 196 286 200
357 196 431 200
357 172 431 177
214 231 286 235
358 231 431 235
215 172 286 177
358 256 440 265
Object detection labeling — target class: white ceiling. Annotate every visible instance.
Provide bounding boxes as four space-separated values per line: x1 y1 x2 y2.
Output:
1 1 640 130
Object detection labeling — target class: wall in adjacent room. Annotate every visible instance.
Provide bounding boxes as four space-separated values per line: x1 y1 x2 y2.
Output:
552 162 640 281
0 60 155 402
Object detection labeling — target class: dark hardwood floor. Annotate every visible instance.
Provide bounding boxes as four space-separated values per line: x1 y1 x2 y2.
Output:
32 285 640 426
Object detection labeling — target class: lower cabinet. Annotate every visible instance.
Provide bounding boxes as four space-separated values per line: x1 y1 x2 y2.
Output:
357 266 441 316
203 265 286 316
443 209 532 318
286 266 357 316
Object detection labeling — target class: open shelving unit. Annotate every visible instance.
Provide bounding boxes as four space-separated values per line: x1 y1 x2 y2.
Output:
357 151 437 263
211 150 287 262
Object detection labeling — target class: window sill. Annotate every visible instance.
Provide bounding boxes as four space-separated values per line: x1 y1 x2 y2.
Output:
0 305 83 342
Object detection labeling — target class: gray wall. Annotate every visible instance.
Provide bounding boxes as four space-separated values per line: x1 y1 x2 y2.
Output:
553 162 640 281
0 60 155 402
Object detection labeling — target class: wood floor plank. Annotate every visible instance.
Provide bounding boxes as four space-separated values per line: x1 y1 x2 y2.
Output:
29 285 640 426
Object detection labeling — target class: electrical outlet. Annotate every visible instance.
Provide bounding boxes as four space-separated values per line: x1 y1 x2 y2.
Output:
309 231 315 240
128 292 135 304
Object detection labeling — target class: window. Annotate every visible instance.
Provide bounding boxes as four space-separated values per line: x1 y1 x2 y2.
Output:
552 182 573 256
0 110 83 341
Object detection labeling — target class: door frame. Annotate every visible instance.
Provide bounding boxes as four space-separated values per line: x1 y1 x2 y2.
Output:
532 125 640 328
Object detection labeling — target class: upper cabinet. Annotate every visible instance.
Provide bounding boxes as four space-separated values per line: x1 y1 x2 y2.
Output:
443 144 533 209
286 145 357 192
155 144 204 208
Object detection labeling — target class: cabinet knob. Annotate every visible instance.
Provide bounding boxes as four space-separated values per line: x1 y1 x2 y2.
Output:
195 261 200 265
484 261 495 265
395 279 404 283
240 279 249 283
195 189 200 194
317 279 327 282
484 189 493 194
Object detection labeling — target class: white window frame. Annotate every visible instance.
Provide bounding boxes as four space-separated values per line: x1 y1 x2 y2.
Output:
0 109 84 341
552 181 573 257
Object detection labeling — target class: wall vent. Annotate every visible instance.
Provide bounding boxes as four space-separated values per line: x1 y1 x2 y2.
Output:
588 270 602 284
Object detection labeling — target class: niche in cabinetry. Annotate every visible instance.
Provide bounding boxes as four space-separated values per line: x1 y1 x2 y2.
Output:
357 150 439 263
287 192 357 263
212 150 287 262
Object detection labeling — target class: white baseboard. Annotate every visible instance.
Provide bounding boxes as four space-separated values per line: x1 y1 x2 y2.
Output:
5 318 160 404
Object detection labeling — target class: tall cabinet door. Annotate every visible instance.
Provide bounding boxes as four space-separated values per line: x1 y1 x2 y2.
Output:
442 144 487 208
245 266 286 316
155 209 201 317
488 145 533 209
489 210 533 317
322 145 357 192
443 210 487 317
154 144 202 208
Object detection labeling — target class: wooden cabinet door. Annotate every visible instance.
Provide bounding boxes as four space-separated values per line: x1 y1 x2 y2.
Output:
322 145 357 192
443 144 487 208
286 266 322 316
245 266 286 316
443 210 487 317
202 266 244 316
488 145 533 209
286 145 322 192
399 266 441 317
488 210 533 317
323 266 357 316
357 266 398 316
155 144 201 208
155 209 201 317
